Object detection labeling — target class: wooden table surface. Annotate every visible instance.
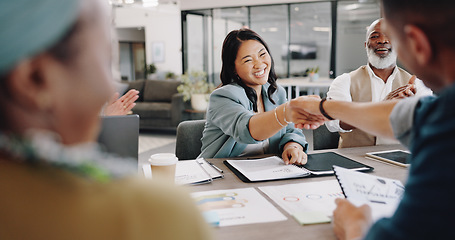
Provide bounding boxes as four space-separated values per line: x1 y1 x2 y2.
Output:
139 144 409 240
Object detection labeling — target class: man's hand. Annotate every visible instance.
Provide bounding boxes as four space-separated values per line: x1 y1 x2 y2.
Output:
281 142 307 165
288 95 326 129
103 89 140 116
332 198 373 240
384 75 417 100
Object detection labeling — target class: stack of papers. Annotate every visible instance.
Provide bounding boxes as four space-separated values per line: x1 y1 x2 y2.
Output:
142 159 223 185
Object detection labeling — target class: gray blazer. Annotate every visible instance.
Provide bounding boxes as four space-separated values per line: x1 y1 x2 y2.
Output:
199 82 308 158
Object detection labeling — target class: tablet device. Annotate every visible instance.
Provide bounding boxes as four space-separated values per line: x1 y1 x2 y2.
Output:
365 149 411 167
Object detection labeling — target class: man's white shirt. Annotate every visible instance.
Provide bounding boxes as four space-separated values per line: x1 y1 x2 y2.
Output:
325 64 433 145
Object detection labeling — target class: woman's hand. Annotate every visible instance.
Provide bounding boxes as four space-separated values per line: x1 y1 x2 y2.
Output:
282 142 307 165
287 95 326 129
103 89 139 116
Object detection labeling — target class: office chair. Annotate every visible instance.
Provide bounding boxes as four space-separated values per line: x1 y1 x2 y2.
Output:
175 119 206 160
312 124 340 150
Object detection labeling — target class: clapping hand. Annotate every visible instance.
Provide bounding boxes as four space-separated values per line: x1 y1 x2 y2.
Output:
103 89 140 116
384 75 417 100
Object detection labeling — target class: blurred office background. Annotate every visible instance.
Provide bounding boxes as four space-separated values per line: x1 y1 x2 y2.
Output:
110 0 380 153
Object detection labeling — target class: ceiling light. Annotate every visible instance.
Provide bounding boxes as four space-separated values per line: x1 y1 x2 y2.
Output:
313 27 330 32
344 4 360 11
268 27 278 32
143 0 158 7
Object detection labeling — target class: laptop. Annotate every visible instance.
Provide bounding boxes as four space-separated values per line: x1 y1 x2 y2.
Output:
97 114 140 161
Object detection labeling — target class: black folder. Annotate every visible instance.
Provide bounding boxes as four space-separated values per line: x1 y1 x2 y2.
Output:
224 152 374 183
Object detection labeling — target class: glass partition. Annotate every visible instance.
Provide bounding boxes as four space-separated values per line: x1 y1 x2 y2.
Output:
186 14 205 73
289 2 331 78
336 1 380 76
212 7 248 85
250 5 288 78
181 0 381 87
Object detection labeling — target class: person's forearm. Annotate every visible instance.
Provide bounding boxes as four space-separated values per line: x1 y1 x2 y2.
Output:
323 100 398 139
249 103 288 141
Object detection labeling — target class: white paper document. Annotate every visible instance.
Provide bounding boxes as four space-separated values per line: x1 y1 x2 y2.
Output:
142 159 213 185
192 187 287 227
226 156 310 181
259 180 344 218
333 166 404 221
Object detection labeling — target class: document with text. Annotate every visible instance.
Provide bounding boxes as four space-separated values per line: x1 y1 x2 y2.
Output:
192 187 287 227
225 153 373 182
142 159 214 185
226 156 311 181
259 180 343 225
333 166 404 221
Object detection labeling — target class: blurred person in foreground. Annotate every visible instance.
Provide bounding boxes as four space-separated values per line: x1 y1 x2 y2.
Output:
325 18 432 148
0 0 211 239
287 0 455 239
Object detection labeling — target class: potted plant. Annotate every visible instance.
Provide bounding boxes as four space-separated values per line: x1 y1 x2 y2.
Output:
146 63 157 79
308 66 319 82
177 70 215 111
165 71 176 80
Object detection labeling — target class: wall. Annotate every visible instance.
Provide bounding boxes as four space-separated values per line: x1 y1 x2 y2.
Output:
117 28 145 42
114 5 182 75
180 0 326 10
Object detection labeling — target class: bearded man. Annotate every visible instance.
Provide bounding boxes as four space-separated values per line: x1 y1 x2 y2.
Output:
325 18 432 148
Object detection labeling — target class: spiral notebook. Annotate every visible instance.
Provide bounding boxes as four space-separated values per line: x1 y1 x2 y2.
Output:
333 166 404 221
224 152 373 182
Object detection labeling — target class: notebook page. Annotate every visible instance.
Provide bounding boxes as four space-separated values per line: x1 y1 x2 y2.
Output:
226 156 310 181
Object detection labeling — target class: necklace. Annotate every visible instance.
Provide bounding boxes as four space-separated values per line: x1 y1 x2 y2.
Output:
0 130 137 182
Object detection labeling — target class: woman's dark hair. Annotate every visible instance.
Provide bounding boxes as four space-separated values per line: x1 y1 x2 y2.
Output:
220 28 278 112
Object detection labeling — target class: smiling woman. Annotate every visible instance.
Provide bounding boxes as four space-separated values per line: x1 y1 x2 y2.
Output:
199 28 325 165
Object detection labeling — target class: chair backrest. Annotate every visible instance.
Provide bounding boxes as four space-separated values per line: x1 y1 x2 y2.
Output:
312 124 340 150
175 119 206 160
97 114 139 161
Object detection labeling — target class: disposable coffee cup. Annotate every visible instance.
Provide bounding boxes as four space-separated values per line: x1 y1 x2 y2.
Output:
149 153 178 183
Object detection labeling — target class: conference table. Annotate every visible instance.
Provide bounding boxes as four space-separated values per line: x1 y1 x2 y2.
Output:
277 77 333 100
139 144 409 240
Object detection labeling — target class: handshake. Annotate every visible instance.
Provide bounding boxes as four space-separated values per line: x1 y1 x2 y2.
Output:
286 95 330 130
286 76 416 131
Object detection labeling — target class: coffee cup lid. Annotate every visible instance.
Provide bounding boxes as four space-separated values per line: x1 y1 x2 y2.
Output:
149 153 178 166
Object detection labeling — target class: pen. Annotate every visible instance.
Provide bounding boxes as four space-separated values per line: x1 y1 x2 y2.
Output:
203 158 224 173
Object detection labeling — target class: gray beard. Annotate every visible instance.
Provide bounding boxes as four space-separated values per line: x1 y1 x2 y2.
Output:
366 47 397 69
